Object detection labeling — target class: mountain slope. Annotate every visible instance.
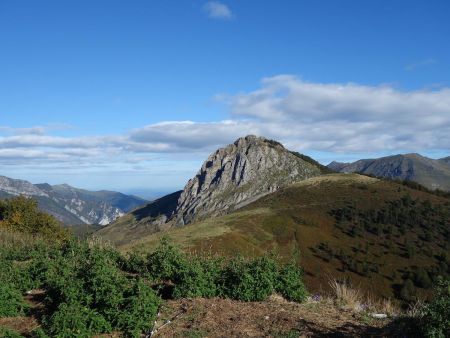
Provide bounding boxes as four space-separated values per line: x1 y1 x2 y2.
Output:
174 135 322 225
0 175 146 225
119 173 450 300
327 153 450 191
97 191 182 245
99 135 323 242
440 156 450 165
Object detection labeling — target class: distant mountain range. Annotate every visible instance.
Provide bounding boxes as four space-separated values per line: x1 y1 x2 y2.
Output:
327 153 450 191
0 175 147 225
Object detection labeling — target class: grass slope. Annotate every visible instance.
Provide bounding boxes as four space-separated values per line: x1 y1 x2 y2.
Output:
97 191 182 246
119 174 450 301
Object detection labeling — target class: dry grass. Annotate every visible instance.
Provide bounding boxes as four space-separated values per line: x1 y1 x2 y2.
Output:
406 299 426 318
0 227 42 250
329 279 364 311
86 235 114 249
328 278 400 316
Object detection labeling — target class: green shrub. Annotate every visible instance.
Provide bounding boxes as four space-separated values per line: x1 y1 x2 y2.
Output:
146 238 308 303
276 261 308 302
173 258 222 298
147 237 187 281
0 328 24 338
41 240 161 337
120 250 148 274
222 256 278 301
0 282 28 317
44 302 111 338
117 279 161 337
29 328 49 338
0 196 69 241
420 277 450 338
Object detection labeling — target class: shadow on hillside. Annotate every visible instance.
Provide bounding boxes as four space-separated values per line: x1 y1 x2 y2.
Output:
132 190 181 221
304 317 420 338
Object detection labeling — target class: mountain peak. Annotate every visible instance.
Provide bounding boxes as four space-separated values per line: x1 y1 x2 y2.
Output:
173 135 322 225
327 153 450 191
233 135 284 149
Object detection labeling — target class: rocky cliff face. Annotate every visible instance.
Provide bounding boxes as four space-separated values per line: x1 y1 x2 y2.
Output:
0 175 146 225
174 135 322 225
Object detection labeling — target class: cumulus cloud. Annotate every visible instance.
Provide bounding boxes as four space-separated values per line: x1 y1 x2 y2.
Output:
203 1 234 20
1 75 449 172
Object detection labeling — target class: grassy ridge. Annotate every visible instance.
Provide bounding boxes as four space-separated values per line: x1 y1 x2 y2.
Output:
121 174 450 302
0 190 449 337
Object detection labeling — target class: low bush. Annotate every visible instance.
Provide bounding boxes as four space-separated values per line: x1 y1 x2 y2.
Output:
0 282 28 317
1 235 309 336
147 237 187 281
222 256 278 301
276 261 308 302
44 302 111 338
41 240 161 338
172 257 222 298
146 239 308 302
0 196 69 241
0 328 24 338
420 277 450 338
117 279 161 336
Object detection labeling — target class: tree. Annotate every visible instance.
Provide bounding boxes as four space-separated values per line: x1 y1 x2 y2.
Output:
0 196 69 240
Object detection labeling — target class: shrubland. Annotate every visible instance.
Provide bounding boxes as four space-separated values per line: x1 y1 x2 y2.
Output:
0 195 449 337
0 197 308 337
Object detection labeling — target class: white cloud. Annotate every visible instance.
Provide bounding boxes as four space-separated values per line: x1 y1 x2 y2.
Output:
1 75 450 187
203 1 234 20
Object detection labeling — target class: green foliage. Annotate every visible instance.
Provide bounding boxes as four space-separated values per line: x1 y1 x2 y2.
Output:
420 277 450 338
399 279 416 302
45 302 111 338
172 258 222 298
0 196 69 241
0 236 308 337
147 236 187 281
276 261 308 302
0 328 24 338
222 256 278 301
414 267 432 289
290 151 335 174
117 279 161 337
119 250 148 274
147 238 309 302
0 282 28 317
41 240 161 337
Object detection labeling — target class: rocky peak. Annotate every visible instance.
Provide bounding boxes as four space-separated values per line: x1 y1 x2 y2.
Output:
0 175 48 197
174 135 322 225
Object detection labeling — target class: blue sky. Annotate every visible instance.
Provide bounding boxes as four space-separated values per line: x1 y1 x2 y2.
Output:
1 0 449 194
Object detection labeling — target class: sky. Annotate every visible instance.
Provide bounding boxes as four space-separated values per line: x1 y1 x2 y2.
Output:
1 0 449 195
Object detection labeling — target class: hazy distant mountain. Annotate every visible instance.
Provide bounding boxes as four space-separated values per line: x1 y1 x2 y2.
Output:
328 153 450 191
440 156 450 165
0 175 147 225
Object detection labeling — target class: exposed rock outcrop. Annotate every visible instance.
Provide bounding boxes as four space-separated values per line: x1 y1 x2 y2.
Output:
0 175 146 225
174 135 321 225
